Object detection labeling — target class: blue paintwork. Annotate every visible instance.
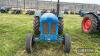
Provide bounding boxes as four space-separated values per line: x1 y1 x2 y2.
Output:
39 13 59 42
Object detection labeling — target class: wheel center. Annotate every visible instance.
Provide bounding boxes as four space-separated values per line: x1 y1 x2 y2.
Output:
85 19 91 29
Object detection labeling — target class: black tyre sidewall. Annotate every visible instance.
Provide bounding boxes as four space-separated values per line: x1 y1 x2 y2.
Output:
58 17 64 34
64 34 71 53
26 33 33 53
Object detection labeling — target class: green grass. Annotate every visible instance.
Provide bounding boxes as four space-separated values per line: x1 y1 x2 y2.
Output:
0 14 100 56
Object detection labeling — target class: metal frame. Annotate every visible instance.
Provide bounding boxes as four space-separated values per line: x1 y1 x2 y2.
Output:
34 35 64 44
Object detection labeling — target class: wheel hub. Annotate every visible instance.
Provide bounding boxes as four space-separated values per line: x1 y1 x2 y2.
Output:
82 17 92 32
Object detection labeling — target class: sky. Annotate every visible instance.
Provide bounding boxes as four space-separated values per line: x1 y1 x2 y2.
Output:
43 0 100 5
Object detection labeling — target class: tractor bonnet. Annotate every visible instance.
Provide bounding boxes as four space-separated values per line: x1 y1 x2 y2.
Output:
40 13 58 22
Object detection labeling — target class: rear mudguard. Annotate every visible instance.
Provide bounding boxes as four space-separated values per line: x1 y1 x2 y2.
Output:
34 10 41 17
86 12 99 20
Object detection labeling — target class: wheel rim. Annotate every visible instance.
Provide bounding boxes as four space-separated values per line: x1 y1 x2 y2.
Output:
82 17 92 32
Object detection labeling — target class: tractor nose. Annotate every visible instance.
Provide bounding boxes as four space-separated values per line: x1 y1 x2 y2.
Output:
47 34 50 41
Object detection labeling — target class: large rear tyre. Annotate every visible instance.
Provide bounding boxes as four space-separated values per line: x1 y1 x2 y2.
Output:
34 16 40 35
26 33 35 53
82 14 98 33
63 34 71 53
58 17 64 35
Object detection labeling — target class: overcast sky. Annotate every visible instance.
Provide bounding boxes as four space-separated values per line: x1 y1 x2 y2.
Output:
43 0 100 5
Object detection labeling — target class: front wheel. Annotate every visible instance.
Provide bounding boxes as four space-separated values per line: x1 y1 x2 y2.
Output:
26 33 35 53
62 34 71 53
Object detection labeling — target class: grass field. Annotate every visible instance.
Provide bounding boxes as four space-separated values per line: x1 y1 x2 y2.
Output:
0 14 100 56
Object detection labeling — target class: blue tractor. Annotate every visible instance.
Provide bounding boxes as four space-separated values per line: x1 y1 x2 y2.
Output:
26 0 71 53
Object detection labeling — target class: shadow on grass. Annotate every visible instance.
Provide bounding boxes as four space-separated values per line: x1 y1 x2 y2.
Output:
24 43 69 56
88 33 100 44
89 32 100 38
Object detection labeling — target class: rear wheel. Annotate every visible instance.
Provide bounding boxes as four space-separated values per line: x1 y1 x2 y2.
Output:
82 14 98 33
34 16 40 35
58 17 64 35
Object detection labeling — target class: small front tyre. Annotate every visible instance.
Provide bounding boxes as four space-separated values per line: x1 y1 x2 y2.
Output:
26 33 35 53
63 34 71 53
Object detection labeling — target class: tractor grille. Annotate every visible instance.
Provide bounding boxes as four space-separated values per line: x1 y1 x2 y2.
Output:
43 22 48 34
43 22 56 34
51 23 56 34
